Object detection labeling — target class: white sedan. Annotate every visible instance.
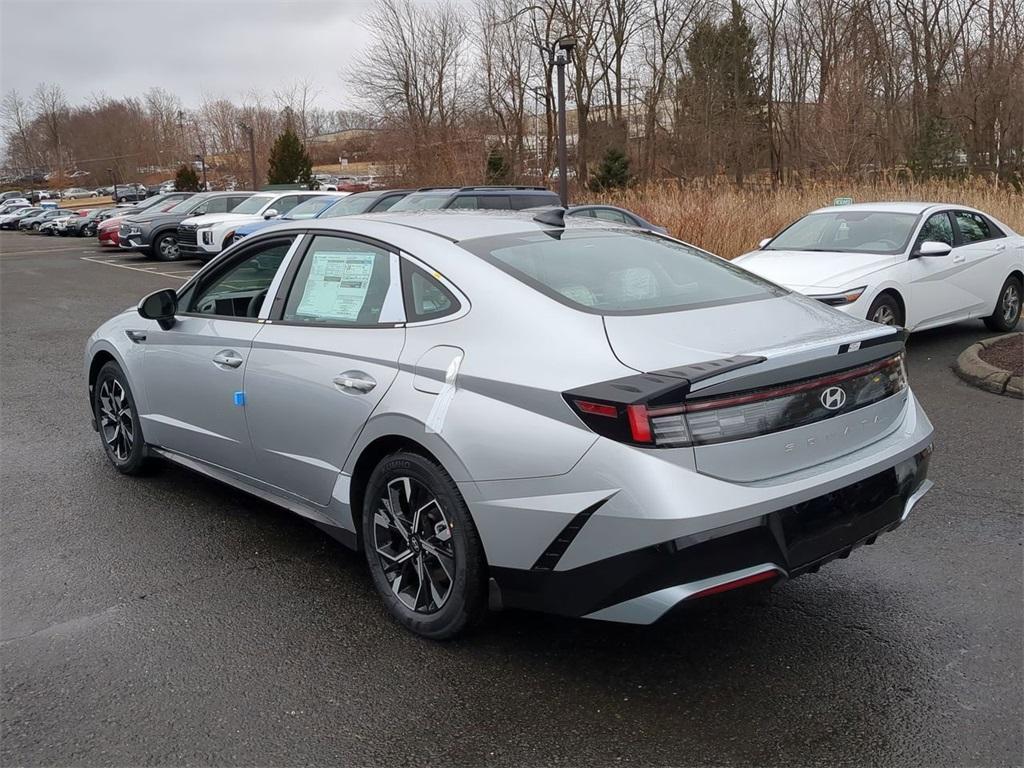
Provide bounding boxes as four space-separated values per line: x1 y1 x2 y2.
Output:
735 202 1023 332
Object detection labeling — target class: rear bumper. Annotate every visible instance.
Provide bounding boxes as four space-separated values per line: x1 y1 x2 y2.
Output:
491 447 932 622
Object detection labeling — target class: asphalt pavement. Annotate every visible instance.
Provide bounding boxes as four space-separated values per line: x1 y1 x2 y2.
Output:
1 230 1021 767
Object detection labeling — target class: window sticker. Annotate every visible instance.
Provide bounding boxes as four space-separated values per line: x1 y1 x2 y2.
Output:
296 251 376 321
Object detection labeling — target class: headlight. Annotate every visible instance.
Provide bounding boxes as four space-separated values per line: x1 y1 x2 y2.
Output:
809 286 866 306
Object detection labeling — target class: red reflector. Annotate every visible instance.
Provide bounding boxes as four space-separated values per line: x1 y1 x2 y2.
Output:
574 400 618 418
626 404 653 442
688 569 778 600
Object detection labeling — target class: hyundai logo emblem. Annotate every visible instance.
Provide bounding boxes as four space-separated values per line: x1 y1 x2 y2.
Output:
820 386 847 410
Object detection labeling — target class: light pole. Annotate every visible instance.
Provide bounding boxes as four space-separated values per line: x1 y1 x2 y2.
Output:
237 122 257 190
195 154 208 191
107 167 118 201
547 36 576 208
530 86 545 181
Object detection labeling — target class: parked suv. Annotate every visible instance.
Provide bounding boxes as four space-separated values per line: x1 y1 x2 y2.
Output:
179 191 328 261
387 186 559 212
120 192 254 260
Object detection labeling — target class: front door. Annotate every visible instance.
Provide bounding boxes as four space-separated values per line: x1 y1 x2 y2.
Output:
904 210 975 329
244 233 406 505
140 237 297 475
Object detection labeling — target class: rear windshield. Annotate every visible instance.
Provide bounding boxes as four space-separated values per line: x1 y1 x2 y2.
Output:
766 211 920 254
460 230 784 315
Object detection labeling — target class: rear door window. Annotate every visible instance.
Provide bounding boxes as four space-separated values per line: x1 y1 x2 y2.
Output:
283 235 398 326
510 194 559 210
477 195 511 210
954 211 1000 243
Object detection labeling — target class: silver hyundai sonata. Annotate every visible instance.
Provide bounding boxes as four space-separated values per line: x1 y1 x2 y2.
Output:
85 210 934 638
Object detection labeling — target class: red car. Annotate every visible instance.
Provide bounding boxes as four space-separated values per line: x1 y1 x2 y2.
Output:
97 216 122 247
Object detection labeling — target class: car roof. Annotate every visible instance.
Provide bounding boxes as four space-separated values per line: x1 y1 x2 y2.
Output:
263 209 624 243
810 201 947 215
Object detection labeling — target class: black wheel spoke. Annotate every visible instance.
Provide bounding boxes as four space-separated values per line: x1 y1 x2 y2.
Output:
373 475 456 615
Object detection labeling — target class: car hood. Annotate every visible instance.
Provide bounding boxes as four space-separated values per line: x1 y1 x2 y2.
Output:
181 212 256 228
733 249 903 291
603 292 891 376
123 211 188 227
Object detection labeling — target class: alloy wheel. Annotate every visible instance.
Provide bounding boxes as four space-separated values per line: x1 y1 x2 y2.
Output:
98 378 135 462
1003 284 1020 324
872 305 896 325
158 236 179 259
373 476 455 613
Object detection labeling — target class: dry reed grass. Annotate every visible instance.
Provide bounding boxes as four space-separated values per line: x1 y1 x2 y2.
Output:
590 179 1024 258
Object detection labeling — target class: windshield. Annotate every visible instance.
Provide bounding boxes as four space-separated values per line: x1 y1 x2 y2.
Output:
320 192 382 217
285 196 342 220
461 230 785 315
230 194 274 215
766 211 919 255
388 191 453 212
168 195 209 214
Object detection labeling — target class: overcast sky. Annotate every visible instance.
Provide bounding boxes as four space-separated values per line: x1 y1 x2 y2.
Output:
0 0 374 111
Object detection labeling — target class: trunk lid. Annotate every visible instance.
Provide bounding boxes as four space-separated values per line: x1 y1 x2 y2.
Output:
602 294 907 481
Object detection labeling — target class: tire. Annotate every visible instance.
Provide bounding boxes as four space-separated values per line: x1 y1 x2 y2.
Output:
92 361 149 475
867 292 903 327
362 451 487 639
118 196 127 203
31 223 40 231
152 232 180 261
984 275 1022 332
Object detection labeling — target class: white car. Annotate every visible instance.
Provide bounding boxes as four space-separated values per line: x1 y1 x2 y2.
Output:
176 191 331 261
61 187 99 199
735 202 1023 333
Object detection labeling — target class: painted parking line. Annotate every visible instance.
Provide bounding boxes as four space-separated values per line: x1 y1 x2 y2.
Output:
1 245 99 256
80 255 198 281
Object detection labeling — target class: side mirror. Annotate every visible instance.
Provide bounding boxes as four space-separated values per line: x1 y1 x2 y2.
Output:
758 237 772 249
914 240 952 257
138 288 178 329
263 208 279 220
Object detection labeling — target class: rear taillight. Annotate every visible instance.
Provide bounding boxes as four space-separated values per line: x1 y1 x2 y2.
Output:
564 354 907 449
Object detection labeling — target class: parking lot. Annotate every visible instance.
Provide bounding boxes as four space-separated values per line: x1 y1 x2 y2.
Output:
1 229 1021 765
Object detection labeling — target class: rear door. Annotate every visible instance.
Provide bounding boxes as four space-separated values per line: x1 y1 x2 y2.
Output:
243 232 406 505
139 236 298 475
950 210 1011 316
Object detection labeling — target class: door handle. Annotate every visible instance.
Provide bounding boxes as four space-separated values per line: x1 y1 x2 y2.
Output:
333 371 377 394
994 243 1006 251
125 330 147 343
212 350 244 369
953 254 965 263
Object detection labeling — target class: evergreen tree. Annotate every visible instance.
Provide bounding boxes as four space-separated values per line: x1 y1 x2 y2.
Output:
685 0 765 183
174 164 200 192
266 124 313 186
485 147 511 184
589 147 631 191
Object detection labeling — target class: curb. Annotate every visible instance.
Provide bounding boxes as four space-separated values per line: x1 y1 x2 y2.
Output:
953 333 1023 399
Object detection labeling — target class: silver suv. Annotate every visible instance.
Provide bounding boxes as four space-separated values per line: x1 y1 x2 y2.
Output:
86 211 934 638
